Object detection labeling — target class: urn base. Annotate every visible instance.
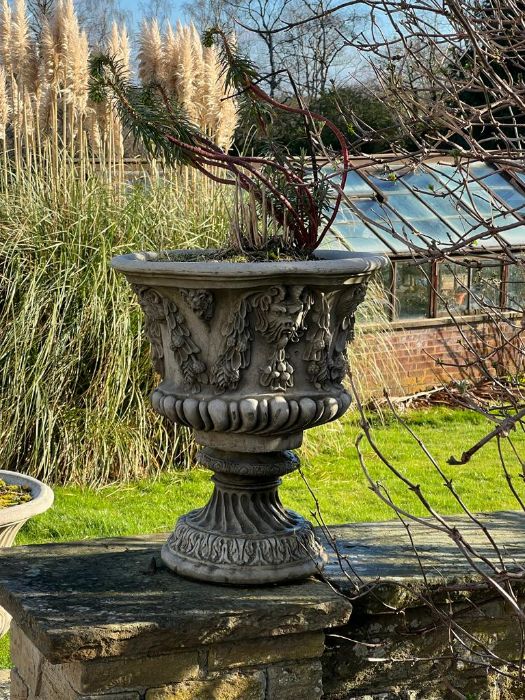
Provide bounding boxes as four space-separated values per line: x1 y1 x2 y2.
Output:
161 513 326 585
161 450 327 585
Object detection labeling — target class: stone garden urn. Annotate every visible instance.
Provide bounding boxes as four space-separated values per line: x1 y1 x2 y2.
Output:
112 249 384 585
0 470 54 636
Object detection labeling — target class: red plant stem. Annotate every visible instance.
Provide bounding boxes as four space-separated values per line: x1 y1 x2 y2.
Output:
162 132 309 241
211 27 348 247
110 71 308 241
154 83 312 243
248 83 348 247
190 127 319 246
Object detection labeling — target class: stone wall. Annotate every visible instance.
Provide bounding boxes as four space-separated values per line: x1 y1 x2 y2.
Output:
9 622 326 700
2 515 525 699
322 597 522 699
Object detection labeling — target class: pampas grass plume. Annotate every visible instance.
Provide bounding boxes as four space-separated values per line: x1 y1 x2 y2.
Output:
138 19 163 84
0 0 12 75
0 64 9 139
0 3 237 158
11 0 29 84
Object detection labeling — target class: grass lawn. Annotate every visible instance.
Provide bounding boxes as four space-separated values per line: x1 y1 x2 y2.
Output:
1 406 524 668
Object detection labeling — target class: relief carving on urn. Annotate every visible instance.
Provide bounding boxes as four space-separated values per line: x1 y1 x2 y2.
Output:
140 280 368 454
211 284 311 392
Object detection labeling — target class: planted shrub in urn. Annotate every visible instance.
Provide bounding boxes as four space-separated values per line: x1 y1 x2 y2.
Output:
90 33 385 584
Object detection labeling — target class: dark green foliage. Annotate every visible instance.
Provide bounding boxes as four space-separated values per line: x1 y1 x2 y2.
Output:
453 1 525 150
234 86 401 156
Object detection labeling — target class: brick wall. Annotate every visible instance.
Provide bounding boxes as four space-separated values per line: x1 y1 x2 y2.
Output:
351 315 524 396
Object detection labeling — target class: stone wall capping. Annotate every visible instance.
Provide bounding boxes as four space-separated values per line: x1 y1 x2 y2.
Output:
323 511 525 613
0 533 352 665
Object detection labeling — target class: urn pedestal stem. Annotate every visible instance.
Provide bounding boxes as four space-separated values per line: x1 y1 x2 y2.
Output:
161 448 327 584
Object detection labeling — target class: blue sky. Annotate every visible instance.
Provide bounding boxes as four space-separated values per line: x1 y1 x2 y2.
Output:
119 0 187 27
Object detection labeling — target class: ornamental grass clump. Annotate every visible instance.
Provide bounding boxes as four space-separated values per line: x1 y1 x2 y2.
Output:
0 157 231 486
0 0 237 486
90 28 348 258
0 480 31 508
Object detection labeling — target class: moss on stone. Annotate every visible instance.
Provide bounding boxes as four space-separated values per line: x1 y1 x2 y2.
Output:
0 480 31 509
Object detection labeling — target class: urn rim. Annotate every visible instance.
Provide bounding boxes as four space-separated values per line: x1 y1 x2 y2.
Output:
111 248 387 283
0 470 54 527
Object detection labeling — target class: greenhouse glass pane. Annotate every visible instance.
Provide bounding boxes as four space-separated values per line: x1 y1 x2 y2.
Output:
395 262 431 319
437 262 469 316
465 164 525 215
354 198 400 222
470 265 502 310
329 222 391 252
385 194 437 219
467 163 506 185
433 164 489 196
491 188 525 212
342 169 374 195
499 223 525 245
335 202 366 223
429 163 464 186
352 200 418 252
318 232 352 251
409 219 458 243
321 167 373 196
403 170 441 191
367 172 408 193
507 261 525 310
475 171 512 190
494 185 525 208
462 190 507 217
432 163 512 217
416 190 465 218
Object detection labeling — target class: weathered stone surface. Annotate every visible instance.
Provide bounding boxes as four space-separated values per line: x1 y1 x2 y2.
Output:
323 596 525 699
320 512 525 699
77 694 140 699
9 669 27 700
0 471 54 639
37 658 77 699
323 511 525 611
0 534 351 664
12 621 200 694
266 660 323 700
145 671 265 699
162 456 327 585
0 671 11 700
209 631 324 670
64 650 200 693
10 623 41 690
5 513 525 699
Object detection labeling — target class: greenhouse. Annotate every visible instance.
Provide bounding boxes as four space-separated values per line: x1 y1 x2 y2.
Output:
327 159 525 322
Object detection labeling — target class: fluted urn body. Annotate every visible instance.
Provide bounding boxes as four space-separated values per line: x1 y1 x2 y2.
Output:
113 250 385 584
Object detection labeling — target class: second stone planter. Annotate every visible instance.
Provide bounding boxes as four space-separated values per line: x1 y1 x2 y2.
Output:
0 470 54 637
113 249 385 585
